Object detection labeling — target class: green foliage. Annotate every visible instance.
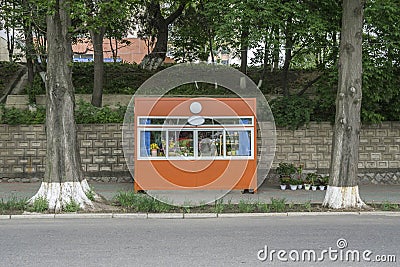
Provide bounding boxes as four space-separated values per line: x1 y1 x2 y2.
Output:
270 96 315 130
303 201 312 212
256 201 270 213
85 189 95 201
25 74 46 104
30 197 49 212
0 100 126 125
213 199 224 213
74 99 126 124
114 191 174 213
0 62 20 91
305 173 321 186
276 162 297 177
63 199 81 212
0 105 46 125
270 198 286 212
72 62 154 94
0 197 28 212
238 199 254 213
381 201 399 211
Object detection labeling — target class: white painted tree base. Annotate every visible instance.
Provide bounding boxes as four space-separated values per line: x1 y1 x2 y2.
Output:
323 185 367 209
29 181 94 212
81 179 103 201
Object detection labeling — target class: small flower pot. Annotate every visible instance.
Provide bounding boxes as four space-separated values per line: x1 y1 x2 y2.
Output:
304 184 311 190
297 184 303 189
290 184 297 191
319 185 326 190
151 149 158 157
280 184 287 190
311 185 318 191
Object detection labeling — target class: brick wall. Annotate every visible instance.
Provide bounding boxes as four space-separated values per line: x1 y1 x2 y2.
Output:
1 122 399 184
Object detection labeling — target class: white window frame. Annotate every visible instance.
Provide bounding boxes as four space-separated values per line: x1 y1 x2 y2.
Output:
136 116 254 161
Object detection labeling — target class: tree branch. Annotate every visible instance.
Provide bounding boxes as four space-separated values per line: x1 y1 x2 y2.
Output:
297 72 323 96
165 2 186 25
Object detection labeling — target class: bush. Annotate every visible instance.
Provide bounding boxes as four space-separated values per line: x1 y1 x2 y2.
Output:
74 99 126 124
270 96 315 130
0 101 126 125
0 105 46 125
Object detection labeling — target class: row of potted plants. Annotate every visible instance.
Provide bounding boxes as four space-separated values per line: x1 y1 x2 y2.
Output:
277 162 329 191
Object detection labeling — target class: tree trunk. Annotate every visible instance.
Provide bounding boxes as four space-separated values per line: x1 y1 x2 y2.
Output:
5 26 15 62
29 0 94 212
140 21 168 70
282 37 292 96
22 0 34 87
258 33 270 88
240 26 249 74
90 29 105 107
139 1 185 70
272 27 280 71
323 0 366 209
208 31 214 63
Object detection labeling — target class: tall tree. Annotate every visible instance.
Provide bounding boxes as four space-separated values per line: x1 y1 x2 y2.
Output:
29 0 95 212
323 0 367 209
138 0 187 70
77 0 134 107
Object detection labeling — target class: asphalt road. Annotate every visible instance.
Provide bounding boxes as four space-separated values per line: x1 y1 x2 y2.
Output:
0 215 398 266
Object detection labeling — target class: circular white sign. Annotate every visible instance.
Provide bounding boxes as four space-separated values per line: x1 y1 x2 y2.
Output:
189 102 202 114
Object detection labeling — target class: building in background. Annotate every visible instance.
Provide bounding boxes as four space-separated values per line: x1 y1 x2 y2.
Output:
72 37 174 64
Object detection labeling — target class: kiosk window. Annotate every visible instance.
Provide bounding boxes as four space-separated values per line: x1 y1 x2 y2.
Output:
226 130 252 156
168 130 194 157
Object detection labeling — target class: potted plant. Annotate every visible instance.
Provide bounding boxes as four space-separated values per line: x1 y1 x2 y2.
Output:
296 164 304 189
289 178 298 191
276 163 296 178
279 177 290 190
318 175 329 190
277 163 296 190
150 143 159 157
306 173 320 191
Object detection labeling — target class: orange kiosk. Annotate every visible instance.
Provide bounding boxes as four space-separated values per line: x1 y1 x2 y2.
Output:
134 97 257 192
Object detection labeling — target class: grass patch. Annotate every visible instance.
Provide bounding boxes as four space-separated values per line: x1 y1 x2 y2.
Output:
270 198 287 212
114 191 176 213
30 197 49 212
380 201 399 211
63 200 81 212
85 188 95 201
0 196 28 213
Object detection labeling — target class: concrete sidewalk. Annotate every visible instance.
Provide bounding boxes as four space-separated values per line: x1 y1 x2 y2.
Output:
0 182 398 204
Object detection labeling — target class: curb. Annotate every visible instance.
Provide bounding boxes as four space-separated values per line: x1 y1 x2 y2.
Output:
55 213 113 219
11 214 55 219
112 213 147 219
184 213 217 219
148 213 184 219
1 211 400 220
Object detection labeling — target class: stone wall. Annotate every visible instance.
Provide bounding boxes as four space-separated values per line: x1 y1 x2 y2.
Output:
1 122 399 184
0 124 131 183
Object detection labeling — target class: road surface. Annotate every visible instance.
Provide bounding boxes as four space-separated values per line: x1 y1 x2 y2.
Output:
0 215 398 266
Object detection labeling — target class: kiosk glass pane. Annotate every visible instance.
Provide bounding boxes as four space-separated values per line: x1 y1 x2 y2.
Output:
197 130 224 157
167 130 194 157
226 130 252 156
